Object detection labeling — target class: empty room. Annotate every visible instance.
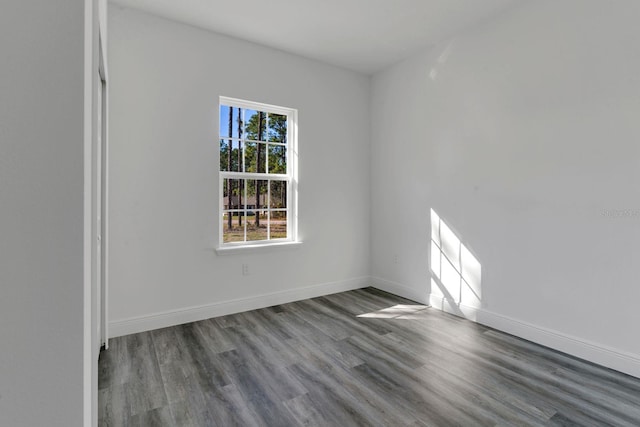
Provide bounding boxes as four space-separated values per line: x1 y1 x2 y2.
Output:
3 0 640 426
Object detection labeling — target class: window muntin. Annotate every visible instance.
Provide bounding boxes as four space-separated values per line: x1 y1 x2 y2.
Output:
219 98 296 246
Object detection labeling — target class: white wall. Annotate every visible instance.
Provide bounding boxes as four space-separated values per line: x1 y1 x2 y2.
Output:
107 6 370 334
371 0 640 376
0 1 86 425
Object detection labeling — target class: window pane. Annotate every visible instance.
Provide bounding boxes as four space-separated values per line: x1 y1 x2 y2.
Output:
223 212 244 243
223 179 243 210
268 113 287 143
239 179 246 210
244 142 267 173
244 109 267 141
247 180 268 211
258 143 267 173
246 211 267 242
269 211 287 239
219 105 230 138
244 142 256 172
235 107 244 139
270 180 287 209
219 139 232 171
220 105 243 139
220 140 243 172
268 144 287 174
259 180 268 211
236 141 244 173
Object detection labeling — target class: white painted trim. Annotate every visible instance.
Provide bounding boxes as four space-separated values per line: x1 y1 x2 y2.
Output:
98 0 109 353
218 96 298 248
109 276 370 337
426 292 640 378
370 276 430 305
476 307 640 379
369 277 640 379
109 272 640 378
83 0 94 425
219 96 294 116
215 240 302 255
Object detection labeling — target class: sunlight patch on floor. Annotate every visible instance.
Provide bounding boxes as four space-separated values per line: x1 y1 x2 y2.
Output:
357 304 430 319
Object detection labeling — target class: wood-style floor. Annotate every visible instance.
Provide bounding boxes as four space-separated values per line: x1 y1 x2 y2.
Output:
99 288 640 426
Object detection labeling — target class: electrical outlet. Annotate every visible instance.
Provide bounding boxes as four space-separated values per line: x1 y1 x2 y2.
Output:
242 263 249 276
394 254 398 264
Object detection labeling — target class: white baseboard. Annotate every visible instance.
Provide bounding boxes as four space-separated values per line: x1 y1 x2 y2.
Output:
109 276 370 337
370 278 640 379
429 292 640 379
370 276 430 305
428 293 481 322
476 307 640 379
110 275 640 379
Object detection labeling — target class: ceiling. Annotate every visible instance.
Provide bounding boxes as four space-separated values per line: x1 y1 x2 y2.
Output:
111 0 521 74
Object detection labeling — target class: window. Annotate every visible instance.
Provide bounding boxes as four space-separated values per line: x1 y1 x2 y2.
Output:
218 97 297 247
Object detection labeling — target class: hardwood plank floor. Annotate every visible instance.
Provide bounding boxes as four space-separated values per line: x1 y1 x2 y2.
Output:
99 288 640 426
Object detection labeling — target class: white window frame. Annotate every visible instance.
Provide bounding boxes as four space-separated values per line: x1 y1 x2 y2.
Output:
217 96 298 251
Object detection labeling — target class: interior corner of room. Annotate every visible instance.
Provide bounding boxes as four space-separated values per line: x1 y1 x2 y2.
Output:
3 0 640 425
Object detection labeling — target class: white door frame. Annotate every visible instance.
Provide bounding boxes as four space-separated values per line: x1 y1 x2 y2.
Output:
98 33 109 349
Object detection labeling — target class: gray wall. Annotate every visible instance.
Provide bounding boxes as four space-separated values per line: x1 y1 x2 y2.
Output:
107 6 371 333
0 1 86 425
371 0 640 376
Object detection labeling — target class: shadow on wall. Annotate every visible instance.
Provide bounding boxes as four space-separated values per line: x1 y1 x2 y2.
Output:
430 209 482 317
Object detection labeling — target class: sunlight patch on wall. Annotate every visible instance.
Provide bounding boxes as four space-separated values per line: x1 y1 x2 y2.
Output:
430 209 481 308
429 40 455 81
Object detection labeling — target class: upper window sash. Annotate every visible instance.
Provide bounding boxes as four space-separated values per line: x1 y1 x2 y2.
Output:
219 96 293 117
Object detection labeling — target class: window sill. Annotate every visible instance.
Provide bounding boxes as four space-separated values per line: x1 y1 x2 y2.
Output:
215 241 303 256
